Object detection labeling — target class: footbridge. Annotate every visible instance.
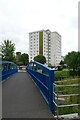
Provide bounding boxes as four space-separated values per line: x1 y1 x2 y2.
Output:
1 61 55 118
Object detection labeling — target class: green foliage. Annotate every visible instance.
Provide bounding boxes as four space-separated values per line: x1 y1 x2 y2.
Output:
60 60 64 66
54 70 69 81
69 69 78 77
64 51 80 70
20 53 29 65
77 67 80 76
55 78 79 115
34 54 46 64
48 63 53 68
64 51 80 77
2 40 15 62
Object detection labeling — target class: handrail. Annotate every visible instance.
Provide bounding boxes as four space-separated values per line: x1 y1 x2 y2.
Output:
0 61 18 81
27 61 54 114
53 82 80 118
54 83 79 87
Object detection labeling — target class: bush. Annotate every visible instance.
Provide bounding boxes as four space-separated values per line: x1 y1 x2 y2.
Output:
54 74 62 81
69 69 78 77
77 67 80 77
54 70 69 81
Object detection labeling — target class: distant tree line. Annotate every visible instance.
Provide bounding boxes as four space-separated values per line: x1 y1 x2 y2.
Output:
1 40 29 66
16 53 29 66
1 40 80 75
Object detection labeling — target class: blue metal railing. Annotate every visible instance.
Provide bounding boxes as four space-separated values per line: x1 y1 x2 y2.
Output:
0 61 18 81
27 61 54 114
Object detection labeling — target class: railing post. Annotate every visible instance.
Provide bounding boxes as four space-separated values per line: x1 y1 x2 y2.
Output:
56 85 59 118
48 69 54 114
35 64 38 72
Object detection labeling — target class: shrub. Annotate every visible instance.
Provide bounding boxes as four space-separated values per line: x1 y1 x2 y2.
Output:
69 69 78 77
54 70 69 81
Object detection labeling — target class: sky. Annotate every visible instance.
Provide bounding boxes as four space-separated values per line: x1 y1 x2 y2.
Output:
0 0 79 56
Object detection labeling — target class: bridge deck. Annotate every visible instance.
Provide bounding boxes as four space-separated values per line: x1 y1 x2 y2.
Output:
2 72 54 118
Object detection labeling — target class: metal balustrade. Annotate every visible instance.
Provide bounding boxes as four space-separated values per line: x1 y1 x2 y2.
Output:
0 61 18 81
27 61 54 113
27 62 80 118
53 82 80 118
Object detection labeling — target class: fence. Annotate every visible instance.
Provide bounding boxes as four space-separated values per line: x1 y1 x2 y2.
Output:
27 61 54 113
53 82 80 118
0 61 18 81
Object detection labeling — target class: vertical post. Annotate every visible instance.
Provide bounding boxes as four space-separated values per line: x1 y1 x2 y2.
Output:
32 62 34 70
48 69 54 114
56 85 59 118
78 75 80 117
78 2 80 117
10 63 12 74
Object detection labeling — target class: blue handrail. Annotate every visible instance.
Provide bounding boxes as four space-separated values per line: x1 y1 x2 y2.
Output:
0 61 18 81
27 61 54 114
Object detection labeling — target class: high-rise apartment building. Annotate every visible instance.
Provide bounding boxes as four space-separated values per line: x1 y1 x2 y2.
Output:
51 32 61 66
29 29 61 66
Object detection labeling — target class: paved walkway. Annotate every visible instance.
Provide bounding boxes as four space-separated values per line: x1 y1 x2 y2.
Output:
2 72 54 118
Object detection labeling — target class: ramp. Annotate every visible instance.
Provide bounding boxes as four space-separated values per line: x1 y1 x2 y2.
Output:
2 72 54 118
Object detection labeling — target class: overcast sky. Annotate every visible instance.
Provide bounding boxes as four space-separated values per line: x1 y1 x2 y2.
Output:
0 0 79 56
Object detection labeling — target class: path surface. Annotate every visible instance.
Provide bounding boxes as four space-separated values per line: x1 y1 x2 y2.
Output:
2 72 54 118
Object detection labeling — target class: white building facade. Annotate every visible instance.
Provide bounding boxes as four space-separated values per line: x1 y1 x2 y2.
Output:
29 29 61 66
51 32 61 66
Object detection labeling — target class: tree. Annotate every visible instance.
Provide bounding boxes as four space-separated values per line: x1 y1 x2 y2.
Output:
64 51 79 70
34 54 46 64
20 53 29 65
2 40 15 62
64 51 80 76
60 60 64 66
59 60 67 68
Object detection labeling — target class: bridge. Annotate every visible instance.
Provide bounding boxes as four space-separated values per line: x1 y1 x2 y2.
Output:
1 61 55 118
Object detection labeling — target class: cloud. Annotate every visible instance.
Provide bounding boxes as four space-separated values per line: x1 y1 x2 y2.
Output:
0 0 79 56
